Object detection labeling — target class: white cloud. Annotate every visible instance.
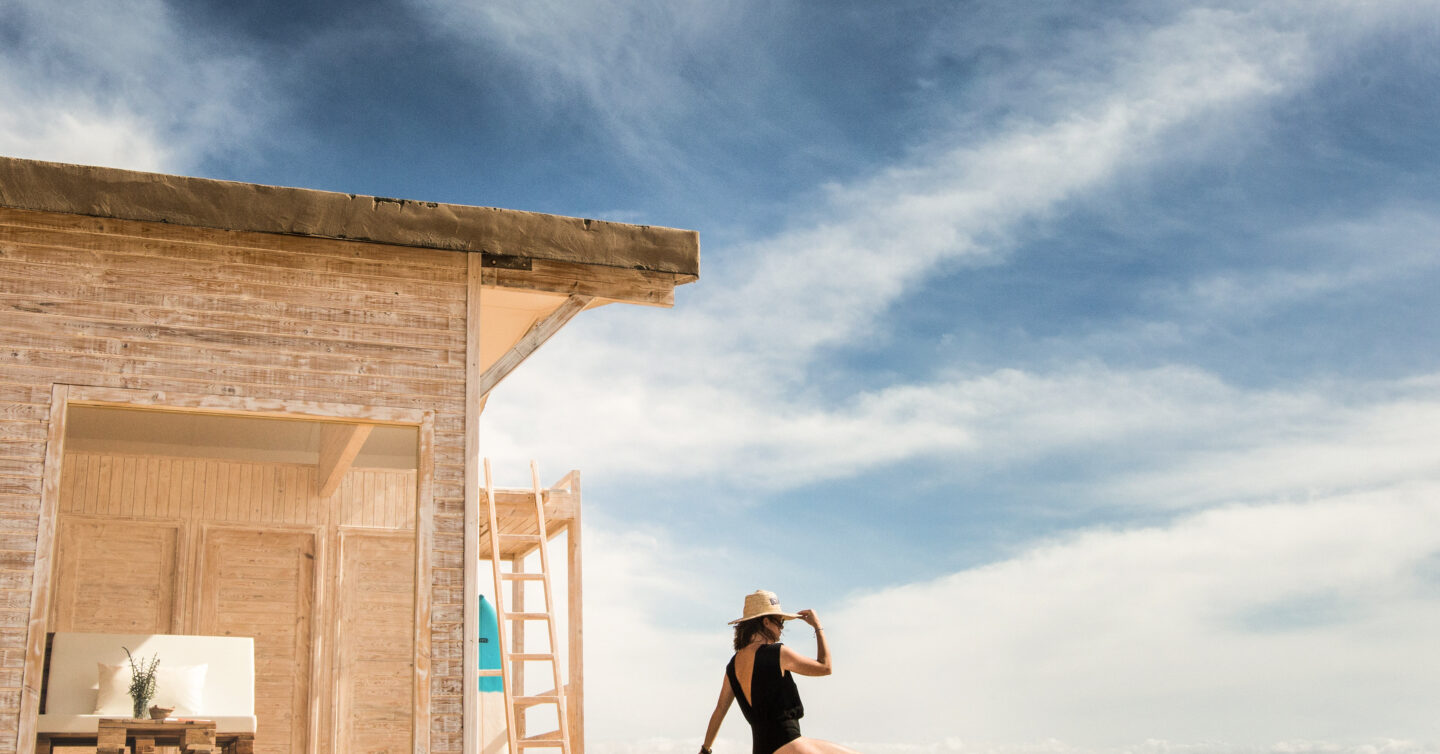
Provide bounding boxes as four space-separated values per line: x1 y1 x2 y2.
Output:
0 92 169 171
1097 398 1440 508
489 332 1440 507
818 486 1440 746
575 518 749 750
0 0 269 172
578 486 1440 750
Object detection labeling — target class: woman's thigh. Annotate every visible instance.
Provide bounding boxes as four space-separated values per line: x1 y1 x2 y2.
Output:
775 736 862 754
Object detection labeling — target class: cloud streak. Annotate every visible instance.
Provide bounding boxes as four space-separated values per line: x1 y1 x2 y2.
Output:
0 0 271 172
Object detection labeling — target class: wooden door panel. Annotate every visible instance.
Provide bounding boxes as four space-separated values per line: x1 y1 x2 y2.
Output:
196 527 314 754
334 531 414 754
50 519 178 633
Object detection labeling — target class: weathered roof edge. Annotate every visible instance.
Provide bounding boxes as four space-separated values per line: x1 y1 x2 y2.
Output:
0 155 699 277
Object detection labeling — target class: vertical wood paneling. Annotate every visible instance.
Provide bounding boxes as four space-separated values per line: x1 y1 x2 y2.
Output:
335 531 416 754
57 452 416 530
197 528 315 754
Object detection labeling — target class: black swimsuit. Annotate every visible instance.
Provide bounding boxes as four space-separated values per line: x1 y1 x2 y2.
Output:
726 643 804 754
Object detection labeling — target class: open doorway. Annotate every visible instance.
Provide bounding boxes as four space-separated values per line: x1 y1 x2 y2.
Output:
39 393 429 754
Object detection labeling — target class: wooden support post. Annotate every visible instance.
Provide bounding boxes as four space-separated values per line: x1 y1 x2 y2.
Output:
565 472 585 754
413 414 435 754
18 385 69 754
463 253 484 754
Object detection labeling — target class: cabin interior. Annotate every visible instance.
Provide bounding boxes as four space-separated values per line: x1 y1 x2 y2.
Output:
43 399 580 754
48 405 421 754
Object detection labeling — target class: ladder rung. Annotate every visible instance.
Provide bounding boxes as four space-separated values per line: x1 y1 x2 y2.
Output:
509 653 556 661
505 612 552 621
499 533 544 542
501 572 547 580
520 731 565 743
478 669 502 677
514 694 561 707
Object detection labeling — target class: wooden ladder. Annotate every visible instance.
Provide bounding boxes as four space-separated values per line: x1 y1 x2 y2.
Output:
484 459 572 753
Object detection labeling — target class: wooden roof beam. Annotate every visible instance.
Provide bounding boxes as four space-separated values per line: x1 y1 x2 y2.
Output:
316 423 373 498
481 255 688 308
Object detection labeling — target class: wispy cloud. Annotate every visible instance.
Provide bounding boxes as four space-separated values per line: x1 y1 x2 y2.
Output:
0 0 270 171
706 6 1310 356
404 0 747 176
481 6 1335 486
1151 207 1440 322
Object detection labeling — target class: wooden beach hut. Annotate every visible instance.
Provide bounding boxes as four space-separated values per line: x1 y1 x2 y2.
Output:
0 156 699 754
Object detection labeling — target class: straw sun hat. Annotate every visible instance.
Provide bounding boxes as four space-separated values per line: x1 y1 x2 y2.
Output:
728 589 800 625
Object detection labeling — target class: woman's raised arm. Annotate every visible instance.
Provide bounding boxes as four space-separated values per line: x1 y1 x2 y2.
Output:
780 609 832 677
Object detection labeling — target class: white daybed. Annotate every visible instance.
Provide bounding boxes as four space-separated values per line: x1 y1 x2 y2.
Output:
36 632 256 753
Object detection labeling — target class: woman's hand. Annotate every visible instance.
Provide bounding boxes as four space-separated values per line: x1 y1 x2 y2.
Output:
796 609 823 630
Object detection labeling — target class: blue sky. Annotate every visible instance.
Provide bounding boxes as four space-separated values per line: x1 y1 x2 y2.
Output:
5 1 1440 753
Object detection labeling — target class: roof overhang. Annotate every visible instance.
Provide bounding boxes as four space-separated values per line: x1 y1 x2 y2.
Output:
0 155 699 286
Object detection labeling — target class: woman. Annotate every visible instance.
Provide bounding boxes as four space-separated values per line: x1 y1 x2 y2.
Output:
699 590 861 754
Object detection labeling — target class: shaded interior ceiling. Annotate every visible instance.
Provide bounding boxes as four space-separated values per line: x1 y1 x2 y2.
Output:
65 406 419 469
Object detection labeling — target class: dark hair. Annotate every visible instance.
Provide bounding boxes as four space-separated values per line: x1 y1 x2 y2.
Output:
733 616 782 650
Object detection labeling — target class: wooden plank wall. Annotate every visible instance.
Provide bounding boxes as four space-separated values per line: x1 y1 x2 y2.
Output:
0 207 469 754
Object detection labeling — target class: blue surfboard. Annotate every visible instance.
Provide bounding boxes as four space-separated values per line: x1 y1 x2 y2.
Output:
479 595 503 692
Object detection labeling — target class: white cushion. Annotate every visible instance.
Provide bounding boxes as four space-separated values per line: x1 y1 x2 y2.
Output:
41 632 252 725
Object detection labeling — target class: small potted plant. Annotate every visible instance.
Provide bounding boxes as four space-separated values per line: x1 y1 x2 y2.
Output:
123 647 159 720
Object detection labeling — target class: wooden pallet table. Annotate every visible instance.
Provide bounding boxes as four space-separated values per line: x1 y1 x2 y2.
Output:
97 717 217 754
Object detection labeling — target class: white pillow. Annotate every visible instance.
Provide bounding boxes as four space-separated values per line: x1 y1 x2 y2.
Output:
154 664 207 716
94 663 132 715
94 663 208 716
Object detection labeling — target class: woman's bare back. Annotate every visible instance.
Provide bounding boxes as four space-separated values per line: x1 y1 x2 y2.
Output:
731 643 762 706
